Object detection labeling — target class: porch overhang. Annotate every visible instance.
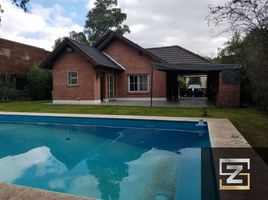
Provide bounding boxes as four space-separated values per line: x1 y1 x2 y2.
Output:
149 62 241 108
152 63 241 73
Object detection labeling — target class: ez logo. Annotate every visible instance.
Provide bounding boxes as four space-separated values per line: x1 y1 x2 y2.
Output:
219 158 250 190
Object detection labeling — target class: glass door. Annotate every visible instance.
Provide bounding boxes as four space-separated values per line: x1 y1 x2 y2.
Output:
108 74 115 100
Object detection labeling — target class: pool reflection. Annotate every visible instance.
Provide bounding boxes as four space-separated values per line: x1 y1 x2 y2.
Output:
0 121 208 199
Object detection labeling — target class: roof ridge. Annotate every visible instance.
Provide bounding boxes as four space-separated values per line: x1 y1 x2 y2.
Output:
93 30 114 47
67 38 105 56
41 37 122 70
147 45 210 63
65 38 99 66
67 37 91 47
94 30 167 63
0 37 50 52
146 45 179 49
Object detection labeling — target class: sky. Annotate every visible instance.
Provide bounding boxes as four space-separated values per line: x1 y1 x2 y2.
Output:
0 0 229 57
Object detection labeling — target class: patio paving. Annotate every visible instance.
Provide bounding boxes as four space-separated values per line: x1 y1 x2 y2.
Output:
102 97 215 108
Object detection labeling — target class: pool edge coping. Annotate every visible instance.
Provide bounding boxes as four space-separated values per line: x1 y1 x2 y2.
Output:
0 111 251 148
0 111 251 200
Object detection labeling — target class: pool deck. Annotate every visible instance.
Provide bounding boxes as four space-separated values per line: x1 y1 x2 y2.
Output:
0 183 93 200
0 112 250 200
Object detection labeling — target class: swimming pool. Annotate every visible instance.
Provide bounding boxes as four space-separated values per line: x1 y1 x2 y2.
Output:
0 114 210 200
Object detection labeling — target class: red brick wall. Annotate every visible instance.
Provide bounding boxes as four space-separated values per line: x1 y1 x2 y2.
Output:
0 38 49 75
103 39 166 99
217 72 240 107
53 51 100 101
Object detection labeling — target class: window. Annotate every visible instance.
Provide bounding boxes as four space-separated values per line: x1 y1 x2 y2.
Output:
128 74 149 92
0 48 10 58
21 53 30 61
68 71 78 85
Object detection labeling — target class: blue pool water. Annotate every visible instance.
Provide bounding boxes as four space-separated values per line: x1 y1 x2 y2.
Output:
0 115 210 200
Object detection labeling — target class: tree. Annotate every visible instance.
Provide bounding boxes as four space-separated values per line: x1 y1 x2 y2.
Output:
211 29 268 109
84 0 130 44
208 0 268 109
27 64 52 100
0 75 14 101
52 31 89 49
53 37 64 50
243 29 268 108
213 32 245 64
207 0 268 33
213 33 254 104
53 0 130 48
0 0 29 22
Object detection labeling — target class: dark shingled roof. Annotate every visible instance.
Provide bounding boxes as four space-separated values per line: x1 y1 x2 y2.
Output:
153 63 241 72
146 45 210 64
41 38 122 70
70 39 122 70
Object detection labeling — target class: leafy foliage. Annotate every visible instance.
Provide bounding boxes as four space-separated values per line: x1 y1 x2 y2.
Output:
26 64 52 100
11 0 29 11
208 0 268 110
0 0 29 22
84 0 130 44
69 31 89 44
213 32 244 64
243 29 268 108
53 31 89 49
53 0 130 48
0 75 30 101
207 0 268 33
214 29 268 109
0 75 14 101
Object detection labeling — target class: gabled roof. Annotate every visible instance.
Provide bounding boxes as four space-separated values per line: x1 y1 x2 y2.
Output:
146 45 210 64
93 30 166 63
41 38 123 70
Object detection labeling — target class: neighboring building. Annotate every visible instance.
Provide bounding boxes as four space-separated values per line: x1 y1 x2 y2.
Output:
0 38 50 88
41 31 240 107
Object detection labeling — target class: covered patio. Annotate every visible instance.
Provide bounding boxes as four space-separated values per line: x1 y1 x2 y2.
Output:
151 63 241 108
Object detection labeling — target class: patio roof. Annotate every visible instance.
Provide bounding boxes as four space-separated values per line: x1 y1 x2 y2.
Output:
152 62 241 72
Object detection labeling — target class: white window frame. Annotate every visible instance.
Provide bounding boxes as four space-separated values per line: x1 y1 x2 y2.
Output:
68 71 78 86
108 74 115 99
128 74 150 93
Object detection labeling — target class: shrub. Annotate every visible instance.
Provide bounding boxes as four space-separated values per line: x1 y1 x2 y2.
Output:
9 88 28 100
0 75 14 101
26 64 52 100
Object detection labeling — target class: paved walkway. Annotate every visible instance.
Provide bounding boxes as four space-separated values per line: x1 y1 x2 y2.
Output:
102 97 215 108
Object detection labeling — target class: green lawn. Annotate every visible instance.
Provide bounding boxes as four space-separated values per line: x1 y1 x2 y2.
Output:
0 101 267 147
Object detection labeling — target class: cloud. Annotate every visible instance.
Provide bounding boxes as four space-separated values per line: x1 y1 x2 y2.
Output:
0 0 83 51
87 0 229 57
118 0 231 57
87 0 94 10
0 0 229 56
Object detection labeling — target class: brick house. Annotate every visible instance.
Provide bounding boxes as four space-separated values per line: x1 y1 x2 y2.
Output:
41 31 240 107
0 38 50 88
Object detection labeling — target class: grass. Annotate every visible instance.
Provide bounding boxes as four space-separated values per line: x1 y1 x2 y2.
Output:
0 101 267 147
